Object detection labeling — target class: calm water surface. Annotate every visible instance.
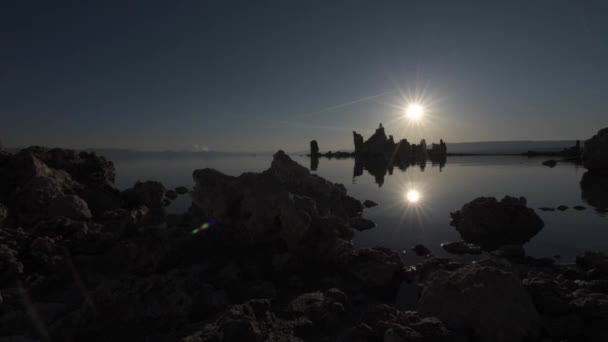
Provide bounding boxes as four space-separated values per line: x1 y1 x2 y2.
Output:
109 152 608 262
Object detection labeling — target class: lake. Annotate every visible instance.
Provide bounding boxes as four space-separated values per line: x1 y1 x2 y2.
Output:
108 152 608 263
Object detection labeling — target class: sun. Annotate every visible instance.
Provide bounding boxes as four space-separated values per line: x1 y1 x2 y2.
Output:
405 103 424 120
406 190 421 203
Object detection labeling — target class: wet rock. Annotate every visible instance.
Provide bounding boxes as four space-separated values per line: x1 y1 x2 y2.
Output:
574 205 586 210
450 196 544 250
363 200 378 208
123 181 167 208
542 160 557 167
412 244 432 256
583 127 608 174
418 264 541 342
342 247 403 288
557 205 568 211
539 207 555 211
175 186 189 195
47 194 92 220
440 241 482 255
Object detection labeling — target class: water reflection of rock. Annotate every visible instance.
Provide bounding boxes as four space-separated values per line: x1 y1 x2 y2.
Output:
353 155 445 186
580 171 608 215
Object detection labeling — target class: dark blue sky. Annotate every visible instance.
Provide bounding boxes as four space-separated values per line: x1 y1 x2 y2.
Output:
2 0 608 152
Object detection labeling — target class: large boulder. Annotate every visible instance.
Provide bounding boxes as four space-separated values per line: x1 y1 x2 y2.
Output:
450 196 544 250
583 128 608 174
580 171 608 215
47 194 92 221
123 181 167 208
191 151 364 257
418 264 541 342
341 247 403 288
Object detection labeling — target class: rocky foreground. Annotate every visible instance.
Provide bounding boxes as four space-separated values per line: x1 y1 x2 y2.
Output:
1 146 608 342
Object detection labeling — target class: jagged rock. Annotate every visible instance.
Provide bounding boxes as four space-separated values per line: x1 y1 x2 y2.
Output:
47 194 92 220
363 200 378 208
191 151 363 257
583 127 608 174
92 272 227 326
342 247 403 288
123 181 167 208
412 244 432 256
418 264 540 342
13 175 73 223
0 244 23 282
450 196 544 250
175 186 189 195
440 241 482 255
30 236 62 270
570 293 608 318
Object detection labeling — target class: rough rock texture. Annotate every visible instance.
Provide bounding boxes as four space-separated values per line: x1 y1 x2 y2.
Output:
123 181 167 208
450 196 544 250
418 264 541 342
47 194 92 220
583 127 608 174
191 151 364 259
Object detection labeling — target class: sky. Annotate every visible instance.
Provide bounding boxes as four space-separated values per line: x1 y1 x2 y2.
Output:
2 0 608 152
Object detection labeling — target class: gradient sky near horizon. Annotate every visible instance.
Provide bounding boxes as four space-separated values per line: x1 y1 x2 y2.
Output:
2 1 608 152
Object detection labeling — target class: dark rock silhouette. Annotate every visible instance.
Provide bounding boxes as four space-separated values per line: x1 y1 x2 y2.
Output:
580 171 608 215
418 264 541 342
175 186 189 195
310 140 319 156
450 196 544 250
583 127 608 174
542 159 557 167
363 199 378 208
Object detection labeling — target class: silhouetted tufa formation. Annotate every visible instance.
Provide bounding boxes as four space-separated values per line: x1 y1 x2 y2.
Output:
583 127 608 174
309 140 319 156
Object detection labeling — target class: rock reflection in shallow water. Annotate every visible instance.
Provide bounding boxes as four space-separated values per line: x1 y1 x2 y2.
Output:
352 156 446 187
580 171 608 216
